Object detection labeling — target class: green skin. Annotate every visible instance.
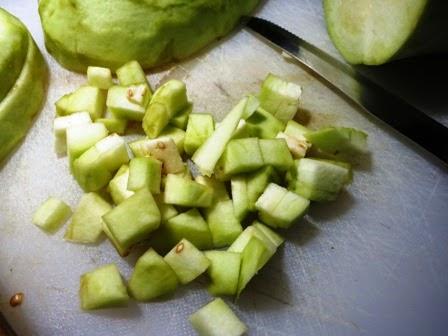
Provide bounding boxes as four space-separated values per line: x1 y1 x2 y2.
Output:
0 9 47 163
39 0 260 72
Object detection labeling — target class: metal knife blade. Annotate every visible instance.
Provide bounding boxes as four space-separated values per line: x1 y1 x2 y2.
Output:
245 17 448 164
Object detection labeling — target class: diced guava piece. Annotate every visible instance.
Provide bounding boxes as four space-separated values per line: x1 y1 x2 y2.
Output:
164 174 213 208
170 102 192 130
245 107 284 139
205 200 243 248
154 194 178 222
161 166 192 189
128 137 184 174
252 221 284 248
228 226 276 262
259 73 302 123
107 165 134 205
53 112 92 155
116 60 149 87
64 192 111 244
277 132 310 159
102 220 129 257
246 166 279 211
128 157 162 194
195 175 229 202
218 138 264 175
159 126 186 154
128 249 178 301
143 80 188 138
231 120 250 139
259 138 294 170
189 298 247 336
102 189 160 251
87 66 113 89
55 86 106 120
284 120 310 138
106 85 146 121
79 264 129 310
126 84 151 107
184 113 215 156
205 251 241 297
164 239 210 284
96 117 127 135
32 197 72 233
230 176 249 221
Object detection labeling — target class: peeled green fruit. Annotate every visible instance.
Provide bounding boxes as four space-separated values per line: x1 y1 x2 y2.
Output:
127 157 162 194
32 197 72 233
56 86 106 120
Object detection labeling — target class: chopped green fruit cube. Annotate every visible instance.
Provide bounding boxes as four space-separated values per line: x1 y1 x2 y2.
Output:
128 157 162 194
164 174 213 208
154 194 178 222
53 112 92 155
230 176 250 221
32 197 72 233
231 120 250 139
128 249 178 301
55 86 106 120
259 73 302 123
108 165 134 205
189 298 247 336
288 158 351 201
277 132 310 159
126 84 151 107
192 97 257 176
195 176 229 202
87 66 113 90
255 183 310 228
218 138 264 175
161 167 192 189
102 220 129 257
252 221 284 248
305 127 368 159
245 107 284 139
184 113 215 156
116 60 149 87
259 138 294 170
170 102 192 130
246 166 279 211
228 226 276 259
103 189 161 251
129 137 184 174
164 239 210 284
73 134 130 191
159 126 186 154
79 264 129 310
205 200 243 248
64 193 111 244
284 120 310 138
106 86 146 121
143 80 188 138
205 251 241 297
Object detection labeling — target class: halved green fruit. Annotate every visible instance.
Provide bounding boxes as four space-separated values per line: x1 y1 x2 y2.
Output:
205 251 241 296
56 86 106 120
164 174 213 208
32 197 72 233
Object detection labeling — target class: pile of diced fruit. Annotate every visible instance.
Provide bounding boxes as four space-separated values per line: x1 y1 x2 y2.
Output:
32 61 367 336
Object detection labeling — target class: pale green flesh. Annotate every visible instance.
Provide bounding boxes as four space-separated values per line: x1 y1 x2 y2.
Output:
32 197 72 233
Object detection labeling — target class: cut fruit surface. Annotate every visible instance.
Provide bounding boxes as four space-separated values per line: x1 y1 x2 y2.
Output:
127 156 162 194
108 164 135 205
195 175 229 202
205 251 241 296
116 60 149 86
218 138 264 175
55 86 106 120
184 113 215 156
106 85 147 121
32 197 72 233
164 174 213 208
205 200 243 248
259 138 294 171
245 107 284 139
87 66 113 90
53 112 92 155
246 166 279 211
170 103 192 130
159 126 186 154
231 176 250 221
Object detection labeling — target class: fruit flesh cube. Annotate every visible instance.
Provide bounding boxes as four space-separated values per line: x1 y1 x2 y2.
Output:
159 126 186 154
284 120 310 138
195 175 229 202
64 193 111 244
87 66 113 89
164 174 213 208
143 80 188 138
103 189 160 251
129 137 184 174
219 138 264 175
230 176 250 221
170 102 192 130
189 298 247 336
128 249 178 301
205 251 241 296
55 86 106 120
102 220 129 257
259 73 302 123
116 60 149 86
259 138 294 170
245 107 284 139
32 197 72 233
154 194 178 222
53 112 92 155
184 113 215 156
192 97 256 176
277 132 310 159
96 117 127 135
127 157 162 194
205 200 243 248
79 264 129 310
108 165 134 205
252 221 284 248
164 239 210 284
253 183 287 219
231 120 250 139
246 166 279 211
106 86 146 121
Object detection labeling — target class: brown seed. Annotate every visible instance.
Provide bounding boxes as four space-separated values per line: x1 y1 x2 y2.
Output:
175 243 184 254
9 293 24 307
156 142 166 150
127 88 134 98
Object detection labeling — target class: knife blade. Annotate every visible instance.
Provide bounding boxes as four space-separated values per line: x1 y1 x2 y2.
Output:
245 17 448 164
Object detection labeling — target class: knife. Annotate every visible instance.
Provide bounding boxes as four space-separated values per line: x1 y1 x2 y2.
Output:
245 17 448 164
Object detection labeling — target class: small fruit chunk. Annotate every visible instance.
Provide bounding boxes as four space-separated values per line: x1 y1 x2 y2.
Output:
106 85 147 121
288 158 351 201
189 298 247 336
87 66 113 89
184 113 215 156
79 264 129 310
255 183 309 228
228 226 276 263
154 194 178 222
251 221 284 248
195 175 229 202
127 157 162 194
284 120 310 138
159 126 186 154
259 138 294 171
55 86 106 120
102 221 129 257
126 84 151 106
143 80 188 138
245 107 284 139
96 116 127 135
128 249 178 301
164 174 213 208
164 239 210 284
32 197 72 233
218 138 264 175
170 102 192 130
53 112 92 155
108 165 135 205
102 189 161 251
246 166 279 210
205 251 241 296
116 60 149 87
64 193 111 244
230 176 250 221
205 200 243 248
259 73 302 123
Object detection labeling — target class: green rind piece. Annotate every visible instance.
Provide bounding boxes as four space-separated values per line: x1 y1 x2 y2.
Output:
87 66 113 90
205 251 241 297
127 157 162 194
184 113 215 156
245 107 285 139
259 138 294 171
164 174 213 208
205 200 243 248
32 197 72 233
218 138 264 175
56 86 106 120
